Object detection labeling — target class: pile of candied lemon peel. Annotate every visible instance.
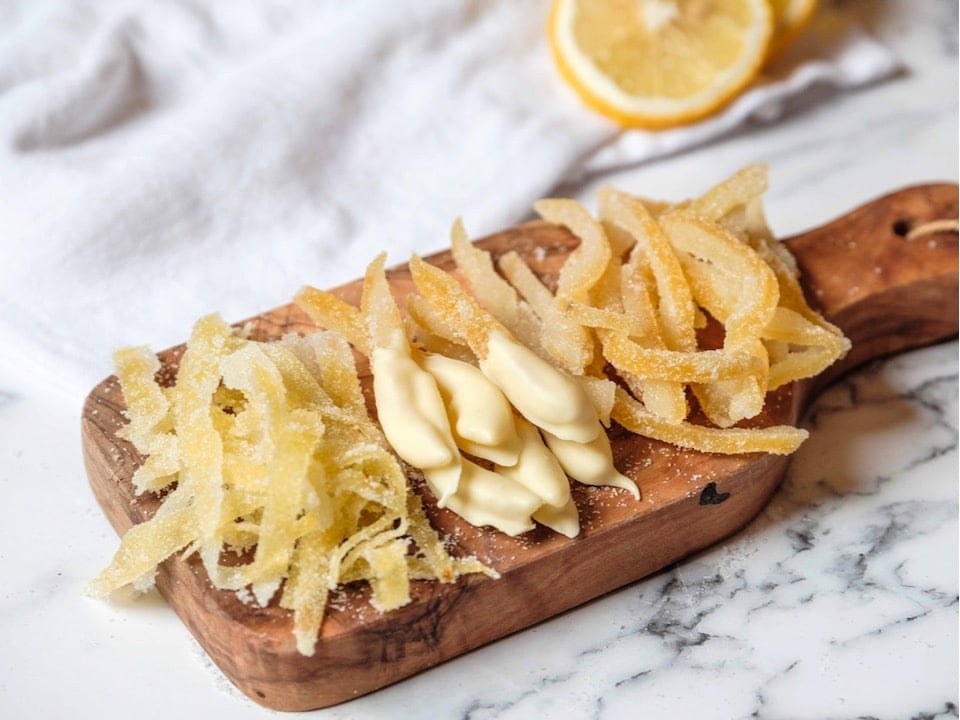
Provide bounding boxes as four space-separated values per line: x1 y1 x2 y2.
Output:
88 319 495 656
297 163 850 540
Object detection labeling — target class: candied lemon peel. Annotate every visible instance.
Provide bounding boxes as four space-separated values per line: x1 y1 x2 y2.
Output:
298 163 848 541
89 321 495 657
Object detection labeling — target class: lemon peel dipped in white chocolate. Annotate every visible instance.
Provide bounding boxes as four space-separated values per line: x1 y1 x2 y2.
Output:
362 254 462 506
293 164 850 539
408 255 601 445
418 351 522 467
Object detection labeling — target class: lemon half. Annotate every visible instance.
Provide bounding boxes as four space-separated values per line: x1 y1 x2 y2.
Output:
548 0 774 128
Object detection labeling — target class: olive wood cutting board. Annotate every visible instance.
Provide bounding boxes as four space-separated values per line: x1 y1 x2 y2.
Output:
82 184 958 711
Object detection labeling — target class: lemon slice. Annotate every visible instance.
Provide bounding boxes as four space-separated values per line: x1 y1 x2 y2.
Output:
548 0 774 128
767 0 817 60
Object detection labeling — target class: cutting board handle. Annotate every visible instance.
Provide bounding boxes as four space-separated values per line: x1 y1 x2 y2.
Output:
783 183 958 394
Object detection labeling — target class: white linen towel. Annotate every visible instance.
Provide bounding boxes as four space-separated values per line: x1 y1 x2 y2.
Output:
0 0 900 394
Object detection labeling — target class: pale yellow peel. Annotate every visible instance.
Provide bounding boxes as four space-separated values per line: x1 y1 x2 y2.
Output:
91 316 493 657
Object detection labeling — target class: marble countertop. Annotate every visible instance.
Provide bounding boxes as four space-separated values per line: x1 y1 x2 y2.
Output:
2 2 956 719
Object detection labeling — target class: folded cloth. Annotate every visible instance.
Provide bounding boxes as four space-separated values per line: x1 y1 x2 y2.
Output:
0 0 899 394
